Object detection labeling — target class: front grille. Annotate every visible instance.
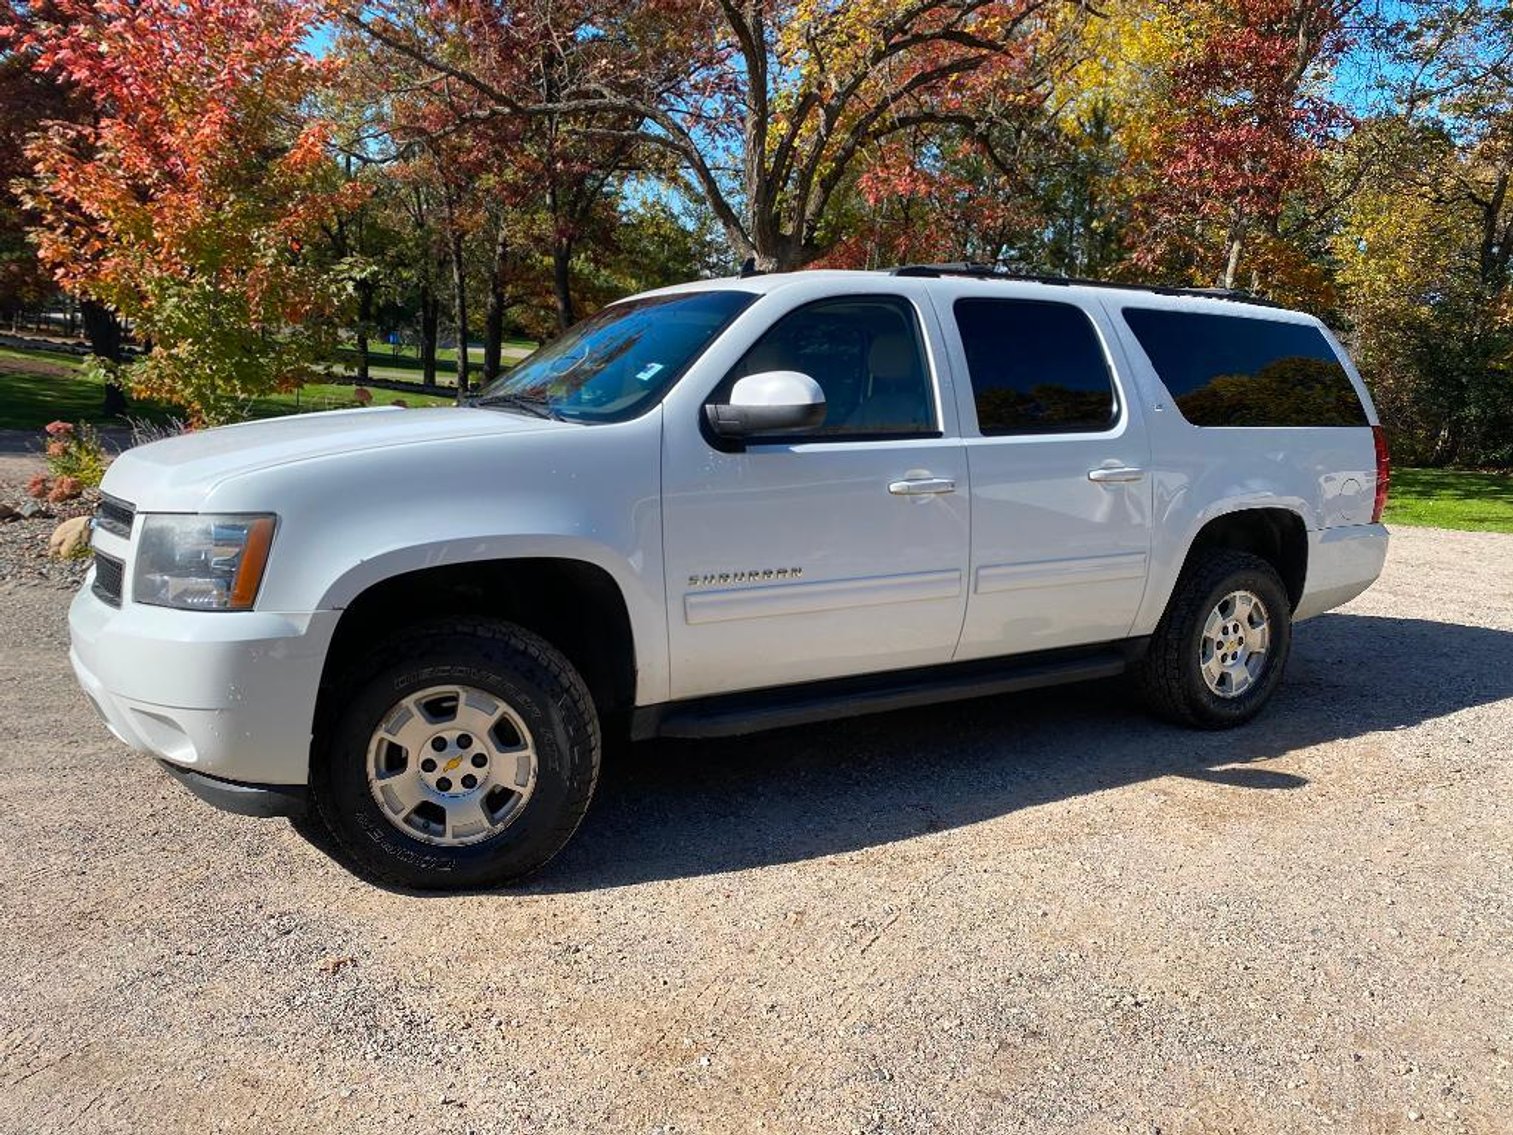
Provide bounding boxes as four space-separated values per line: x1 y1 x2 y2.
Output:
95 493 136 539
92 550 124 607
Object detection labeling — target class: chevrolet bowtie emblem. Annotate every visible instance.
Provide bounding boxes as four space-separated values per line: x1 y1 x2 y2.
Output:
442 756 464 773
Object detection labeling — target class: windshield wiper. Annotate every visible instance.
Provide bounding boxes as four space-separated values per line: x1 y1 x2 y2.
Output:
471 392 561 420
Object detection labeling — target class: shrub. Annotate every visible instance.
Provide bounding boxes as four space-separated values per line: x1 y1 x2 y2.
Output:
352 386 374 406
34 420 108 500
47 476 83 503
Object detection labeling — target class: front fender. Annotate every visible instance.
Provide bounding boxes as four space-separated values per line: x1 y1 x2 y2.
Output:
314 531 667 704
196 413 671 704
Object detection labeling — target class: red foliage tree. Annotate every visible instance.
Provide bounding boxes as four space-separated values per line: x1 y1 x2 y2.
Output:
0 49 70 322
1130 0 1353 289
4 0 365 421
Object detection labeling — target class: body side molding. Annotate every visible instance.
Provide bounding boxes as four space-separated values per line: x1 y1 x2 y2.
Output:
684 569 963 625
975 551 1148 594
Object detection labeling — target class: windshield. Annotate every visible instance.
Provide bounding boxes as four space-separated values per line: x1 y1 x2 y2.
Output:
477 290 757 422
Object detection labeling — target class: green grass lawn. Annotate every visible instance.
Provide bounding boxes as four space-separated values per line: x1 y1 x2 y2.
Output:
0 345 452 430
328 339 536 383
0 347 181 428
1384 468 1513 534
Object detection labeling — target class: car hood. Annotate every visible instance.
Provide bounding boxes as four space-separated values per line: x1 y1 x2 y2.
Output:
101 405 567 511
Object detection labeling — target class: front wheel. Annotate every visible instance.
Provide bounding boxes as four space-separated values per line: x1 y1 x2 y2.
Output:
312 619 600 890
1135 550 1293 729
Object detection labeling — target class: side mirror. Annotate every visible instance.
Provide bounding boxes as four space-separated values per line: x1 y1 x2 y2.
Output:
706 371 827 438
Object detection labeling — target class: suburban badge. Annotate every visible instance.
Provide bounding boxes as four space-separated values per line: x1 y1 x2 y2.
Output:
687 567 803 589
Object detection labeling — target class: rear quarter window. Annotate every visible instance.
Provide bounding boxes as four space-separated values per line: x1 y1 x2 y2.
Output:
1121 308 1367 427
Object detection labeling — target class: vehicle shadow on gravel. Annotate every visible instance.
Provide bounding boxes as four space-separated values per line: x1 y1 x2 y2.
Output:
521 613 1513 891
295 612 1513 893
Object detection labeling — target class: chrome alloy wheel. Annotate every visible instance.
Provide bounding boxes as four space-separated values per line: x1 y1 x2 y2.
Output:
1200 590 1272 699
365 685 537 846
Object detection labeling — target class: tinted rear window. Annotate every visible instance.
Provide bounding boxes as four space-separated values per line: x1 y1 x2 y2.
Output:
1121 309 1367 427
954 298 1118 435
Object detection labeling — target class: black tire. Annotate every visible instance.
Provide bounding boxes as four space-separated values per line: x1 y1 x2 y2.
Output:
311 618 600 890
1134 549 1293 729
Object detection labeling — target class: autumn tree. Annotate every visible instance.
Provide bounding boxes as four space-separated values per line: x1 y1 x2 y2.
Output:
311 77 407 387
814 71 1125 273
450 0 647 332
0 51 63 326
384 162 448 388
6 0 365 423
347 0 1094 272
1333 2 1513 465
810 130 1039 269
1106 0 1357 292
0 25 134 411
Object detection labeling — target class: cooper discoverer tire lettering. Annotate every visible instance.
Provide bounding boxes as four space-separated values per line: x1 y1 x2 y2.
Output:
311 618 600 890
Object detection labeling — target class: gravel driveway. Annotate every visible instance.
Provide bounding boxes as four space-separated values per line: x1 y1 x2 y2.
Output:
1 526 1509 1134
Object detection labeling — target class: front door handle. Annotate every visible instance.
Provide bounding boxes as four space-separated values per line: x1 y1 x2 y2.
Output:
889 476 957 496
1087 466 1145 484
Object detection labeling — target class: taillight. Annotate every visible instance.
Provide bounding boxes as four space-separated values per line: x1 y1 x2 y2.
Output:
1371 424 1391 523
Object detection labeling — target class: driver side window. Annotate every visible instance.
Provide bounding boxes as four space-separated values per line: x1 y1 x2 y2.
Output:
718 295 936 437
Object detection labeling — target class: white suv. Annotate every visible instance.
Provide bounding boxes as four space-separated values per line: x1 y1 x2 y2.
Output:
69 266 1391 889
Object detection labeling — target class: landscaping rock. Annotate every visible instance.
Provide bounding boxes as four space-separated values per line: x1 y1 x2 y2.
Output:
0 476 92 588
48 515 92 559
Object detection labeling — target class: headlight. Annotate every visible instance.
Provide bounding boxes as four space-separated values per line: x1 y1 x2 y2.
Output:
133 514 277 611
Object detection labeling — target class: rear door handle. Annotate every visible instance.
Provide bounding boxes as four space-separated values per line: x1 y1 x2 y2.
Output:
1087 466 1145 484
889 477 957 496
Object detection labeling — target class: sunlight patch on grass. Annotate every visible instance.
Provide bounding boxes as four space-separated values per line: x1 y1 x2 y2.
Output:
0 348 452 429
1384 468 1513 534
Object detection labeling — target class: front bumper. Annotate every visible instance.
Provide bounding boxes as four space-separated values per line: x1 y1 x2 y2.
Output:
158 761 308 818
69 580 340 792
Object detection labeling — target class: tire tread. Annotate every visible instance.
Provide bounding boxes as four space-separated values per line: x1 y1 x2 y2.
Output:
312 617 599 889
1135 550 1290 729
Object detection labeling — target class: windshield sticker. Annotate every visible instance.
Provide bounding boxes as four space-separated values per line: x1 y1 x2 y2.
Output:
635 362 665 383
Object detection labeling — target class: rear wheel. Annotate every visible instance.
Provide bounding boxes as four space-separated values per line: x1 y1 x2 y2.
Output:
1135 550 1293 729
312 619 599 889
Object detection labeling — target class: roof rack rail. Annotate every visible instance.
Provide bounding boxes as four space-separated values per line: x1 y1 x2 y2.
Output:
887 263 1288 309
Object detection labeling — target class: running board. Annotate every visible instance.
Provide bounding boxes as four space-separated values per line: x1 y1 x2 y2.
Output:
633 639 1146 740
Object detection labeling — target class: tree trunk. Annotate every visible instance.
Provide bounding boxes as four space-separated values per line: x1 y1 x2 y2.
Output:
449 228 470 401
1476 169 1510 288
81 300 129 417
552 237 575 330
1221 231 1244 291
483 292 504 384
1431 420 1460 468
354 280 373 384
419 285 439 390
483 225 508 383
